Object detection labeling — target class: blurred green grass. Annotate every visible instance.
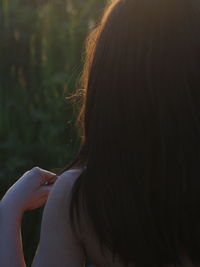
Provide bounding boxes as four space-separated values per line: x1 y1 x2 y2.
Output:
0 0 107 265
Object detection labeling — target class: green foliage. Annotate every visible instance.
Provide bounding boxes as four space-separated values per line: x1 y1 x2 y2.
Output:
0 0 107 265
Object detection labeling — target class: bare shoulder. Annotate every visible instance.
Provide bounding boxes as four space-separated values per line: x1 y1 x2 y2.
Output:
40 168 84 218
48 168 84 204
31 168 85 267
52 169 83 195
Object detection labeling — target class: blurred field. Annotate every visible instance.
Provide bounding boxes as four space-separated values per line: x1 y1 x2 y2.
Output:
0 0 107 264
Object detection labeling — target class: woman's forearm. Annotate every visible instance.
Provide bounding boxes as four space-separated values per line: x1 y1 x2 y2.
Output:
0 167 56 267
0 202 26 267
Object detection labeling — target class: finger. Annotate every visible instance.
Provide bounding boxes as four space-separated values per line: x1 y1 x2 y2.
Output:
30 167 56 183
39 185 54 194
40 169 56 180
36 186 53 201
41 175 58 186
21 170 31 178
28 196 48 210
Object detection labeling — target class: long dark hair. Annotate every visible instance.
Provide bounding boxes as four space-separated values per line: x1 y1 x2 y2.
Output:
67 0 200 266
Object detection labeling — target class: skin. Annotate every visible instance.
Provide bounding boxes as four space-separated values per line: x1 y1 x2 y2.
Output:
0 167 195 267
0 167 85 267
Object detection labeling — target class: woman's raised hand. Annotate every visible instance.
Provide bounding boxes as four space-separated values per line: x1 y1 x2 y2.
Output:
1 167 57 216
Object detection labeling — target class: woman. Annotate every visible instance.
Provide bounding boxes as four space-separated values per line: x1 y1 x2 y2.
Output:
1 0 200 266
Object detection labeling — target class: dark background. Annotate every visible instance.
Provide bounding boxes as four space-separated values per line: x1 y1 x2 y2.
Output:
0 0 107 265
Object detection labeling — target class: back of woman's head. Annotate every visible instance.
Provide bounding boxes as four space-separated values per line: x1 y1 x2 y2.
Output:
70 0 200 266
